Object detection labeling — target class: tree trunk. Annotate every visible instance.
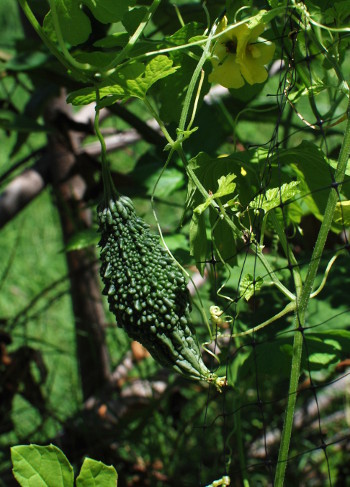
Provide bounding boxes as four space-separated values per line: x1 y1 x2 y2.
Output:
44 90 110 400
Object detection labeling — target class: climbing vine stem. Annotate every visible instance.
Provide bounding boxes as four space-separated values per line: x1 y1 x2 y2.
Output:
275 103 350 486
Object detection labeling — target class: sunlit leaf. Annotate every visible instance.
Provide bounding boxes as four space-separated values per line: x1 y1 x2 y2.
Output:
76 458 118 487
194 174 236 215
11 444 74 487
123 55 178 100
249 181 300 213
333 200 350 226
239 274 264 301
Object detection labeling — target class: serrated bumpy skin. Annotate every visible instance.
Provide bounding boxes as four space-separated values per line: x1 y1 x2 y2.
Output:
98 196 214 382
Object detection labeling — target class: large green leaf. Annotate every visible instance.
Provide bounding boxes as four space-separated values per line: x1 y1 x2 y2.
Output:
270 141 335 221
43 0 133 46
11 444 74 487
156 22 209 123
67 56 177 106
122 6 148 34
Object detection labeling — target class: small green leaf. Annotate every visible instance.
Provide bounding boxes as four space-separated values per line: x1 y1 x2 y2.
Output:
66 83 125 106
215 174 237 198
249 181 300 213
123 55 178 99
239 274 264 301
76 458 118 487
333 200 350 226
65 229 99 252
194 174 236 215
11 444 74 487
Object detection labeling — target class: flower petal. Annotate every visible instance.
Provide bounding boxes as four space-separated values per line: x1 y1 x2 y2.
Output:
251 41 275 64
239 41 275 85
208 56 245 89
239 56 269 85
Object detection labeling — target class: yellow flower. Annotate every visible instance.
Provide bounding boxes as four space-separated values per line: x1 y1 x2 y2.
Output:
208 16 275 89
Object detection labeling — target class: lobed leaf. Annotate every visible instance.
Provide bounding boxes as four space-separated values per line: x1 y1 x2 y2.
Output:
249 181 300 213
239 274 264 301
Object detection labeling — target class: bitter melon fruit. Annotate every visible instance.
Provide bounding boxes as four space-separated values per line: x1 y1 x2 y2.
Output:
98 195 225 388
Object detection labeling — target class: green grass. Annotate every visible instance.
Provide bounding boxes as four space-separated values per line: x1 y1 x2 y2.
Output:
0 190 80 446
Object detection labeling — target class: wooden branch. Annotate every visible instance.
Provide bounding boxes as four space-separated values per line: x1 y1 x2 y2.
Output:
0 155 50 229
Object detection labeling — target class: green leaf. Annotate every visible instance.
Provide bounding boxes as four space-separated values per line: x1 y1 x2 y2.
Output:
43 0 133 46
186 152 258 270
216 174 237 198
239 274 264 301
4 49 50 71
93 32 129 49
66 82 125 106
76 458 118 487
65 229 99 252
0 110 50 133
84 0 134 24
271 141 334 220
194 174 236 215
122 55 178 100
156 22 209 123
333 200 350 226
303 335 340 370
122 7 148 34
67 56 177 105
249 181 300 213
210 216 238 267
324 1 350 25
11 444 74 487
187 151 260 211
145 167 185 198
189 212 208 276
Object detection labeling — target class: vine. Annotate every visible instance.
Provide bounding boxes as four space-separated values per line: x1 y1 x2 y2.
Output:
13 0 350 484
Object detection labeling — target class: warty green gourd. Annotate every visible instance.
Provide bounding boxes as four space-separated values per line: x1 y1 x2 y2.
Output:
98 195 225 389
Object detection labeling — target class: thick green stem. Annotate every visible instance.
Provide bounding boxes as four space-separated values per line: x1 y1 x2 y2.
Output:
274 105 350 486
